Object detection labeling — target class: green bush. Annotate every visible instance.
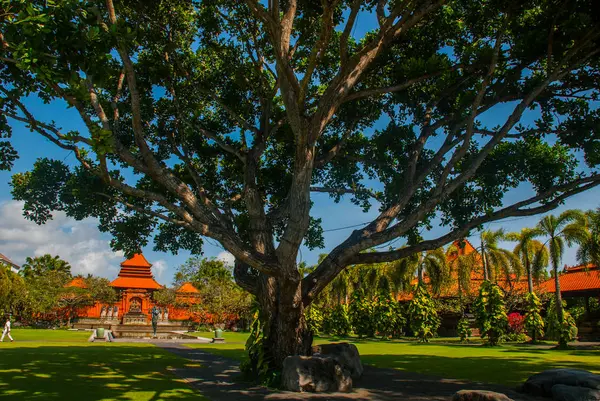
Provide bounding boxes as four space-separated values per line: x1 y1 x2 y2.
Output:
348 289 376 337
305 305 324 334
374 290 406 338
408 285 440 342
474 281 508 346
524 292 544 343
457 316 471 342
546 299 578 344
322 304 352 337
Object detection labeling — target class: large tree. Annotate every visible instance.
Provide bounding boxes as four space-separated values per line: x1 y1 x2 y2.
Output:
2 0 600 366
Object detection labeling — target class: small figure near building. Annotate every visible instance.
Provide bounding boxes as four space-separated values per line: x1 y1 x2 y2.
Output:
1 317 14 342
151 306 160 337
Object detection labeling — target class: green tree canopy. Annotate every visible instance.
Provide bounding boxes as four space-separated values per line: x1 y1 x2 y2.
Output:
2 0 600 366
20 254 72 279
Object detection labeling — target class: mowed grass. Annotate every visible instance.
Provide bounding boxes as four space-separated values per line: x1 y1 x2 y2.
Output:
6 328 92 342
0 330 207 401
186 332 600 387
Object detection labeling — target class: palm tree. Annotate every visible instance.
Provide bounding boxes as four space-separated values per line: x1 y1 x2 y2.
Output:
507 228 549 294
446 243 476 305
577 209 600 267
537 210 589 347
389 249 449 295
477 229 523 284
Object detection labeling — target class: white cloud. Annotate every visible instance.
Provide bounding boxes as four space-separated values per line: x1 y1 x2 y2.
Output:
217 251 235 267
152 259 168 281
0 200 123 278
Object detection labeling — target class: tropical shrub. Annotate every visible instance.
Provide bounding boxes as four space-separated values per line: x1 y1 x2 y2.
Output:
374 290 406 338
408 285 440 342
349 289 376 337
457 316 471 342
322 304 352 337
546 299 578 344
305 304 324 334
474 281 508 345
524 292 545 343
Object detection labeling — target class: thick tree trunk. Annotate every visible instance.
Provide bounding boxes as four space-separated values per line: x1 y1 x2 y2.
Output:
256 274 313 369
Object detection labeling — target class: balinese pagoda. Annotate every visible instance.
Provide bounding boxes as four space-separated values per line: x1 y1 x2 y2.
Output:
67 253 200 337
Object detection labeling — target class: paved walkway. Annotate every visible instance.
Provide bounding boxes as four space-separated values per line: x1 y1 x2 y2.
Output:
157 344 544 401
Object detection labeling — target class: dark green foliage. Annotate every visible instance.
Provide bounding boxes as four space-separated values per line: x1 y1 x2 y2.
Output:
20 254 72 279
546 299 578 344
348 288 376 338
305 305 324 334
474 281 508 346
322 304 352 337
524 292 545 343
457 316 471 343
408 285 440 342
373 290 406 339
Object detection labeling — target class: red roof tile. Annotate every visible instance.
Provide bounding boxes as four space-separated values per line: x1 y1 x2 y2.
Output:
120 253 152 268
110 253 163 289
539 265 600 294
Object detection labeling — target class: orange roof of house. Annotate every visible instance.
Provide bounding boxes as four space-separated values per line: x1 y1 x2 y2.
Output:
111 276 163 289
539 264 600 294
110 253 163 290
397 239 531 301
66 277 87 288
0 253 20 270
177 282 200 293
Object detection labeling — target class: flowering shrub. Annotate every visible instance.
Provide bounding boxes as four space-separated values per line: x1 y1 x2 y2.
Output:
507 312 525 334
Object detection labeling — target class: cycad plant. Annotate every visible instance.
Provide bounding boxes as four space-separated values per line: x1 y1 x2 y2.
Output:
537 210 589 348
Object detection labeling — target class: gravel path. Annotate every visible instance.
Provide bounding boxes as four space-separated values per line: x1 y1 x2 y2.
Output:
157 343 546 401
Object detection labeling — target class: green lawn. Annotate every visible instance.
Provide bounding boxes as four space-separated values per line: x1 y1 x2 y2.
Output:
0 330 207 401
186 333 600 387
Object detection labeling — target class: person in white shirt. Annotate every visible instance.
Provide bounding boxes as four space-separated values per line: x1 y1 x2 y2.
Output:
1 317 14 342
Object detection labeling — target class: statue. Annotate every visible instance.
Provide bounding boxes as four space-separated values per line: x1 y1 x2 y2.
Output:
113 306 118 320
151 306 160 337
100 306 106 319
107 306 113 319
163 307 169 322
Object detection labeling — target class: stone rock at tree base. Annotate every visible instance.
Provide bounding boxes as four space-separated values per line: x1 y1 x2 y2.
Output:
521 369 600 397
311 342 364 380
551 384 600 401
452 390 514 401
281 355 352 393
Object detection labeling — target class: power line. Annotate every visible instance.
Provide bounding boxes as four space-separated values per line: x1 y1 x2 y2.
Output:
322 221 371 232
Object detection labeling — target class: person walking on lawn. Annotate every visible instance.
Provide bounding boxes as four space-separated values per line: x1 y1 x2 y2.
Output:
1 316 14 342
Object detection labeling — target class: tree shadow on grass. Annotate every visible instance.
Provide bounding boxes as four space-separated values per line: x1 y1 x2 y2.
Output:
0 345 206 401
360 352 600 388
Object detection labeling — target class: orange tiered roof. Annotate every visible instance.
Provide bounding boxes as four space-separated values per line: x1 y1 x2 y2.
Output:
397 239 530 301
110 253 163 290
177 282 200 293
539 264 600 294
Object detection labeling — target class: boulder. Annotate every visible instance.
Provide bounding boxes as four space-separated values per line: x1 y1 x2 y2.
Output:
311 342 363 380
453 390 514 401
521 369 600 397
551 384 600 401
281 355 352 393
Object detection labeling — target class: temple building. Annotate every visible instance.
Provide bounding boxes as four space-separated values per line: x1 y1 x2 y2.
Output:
67 253 200 337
